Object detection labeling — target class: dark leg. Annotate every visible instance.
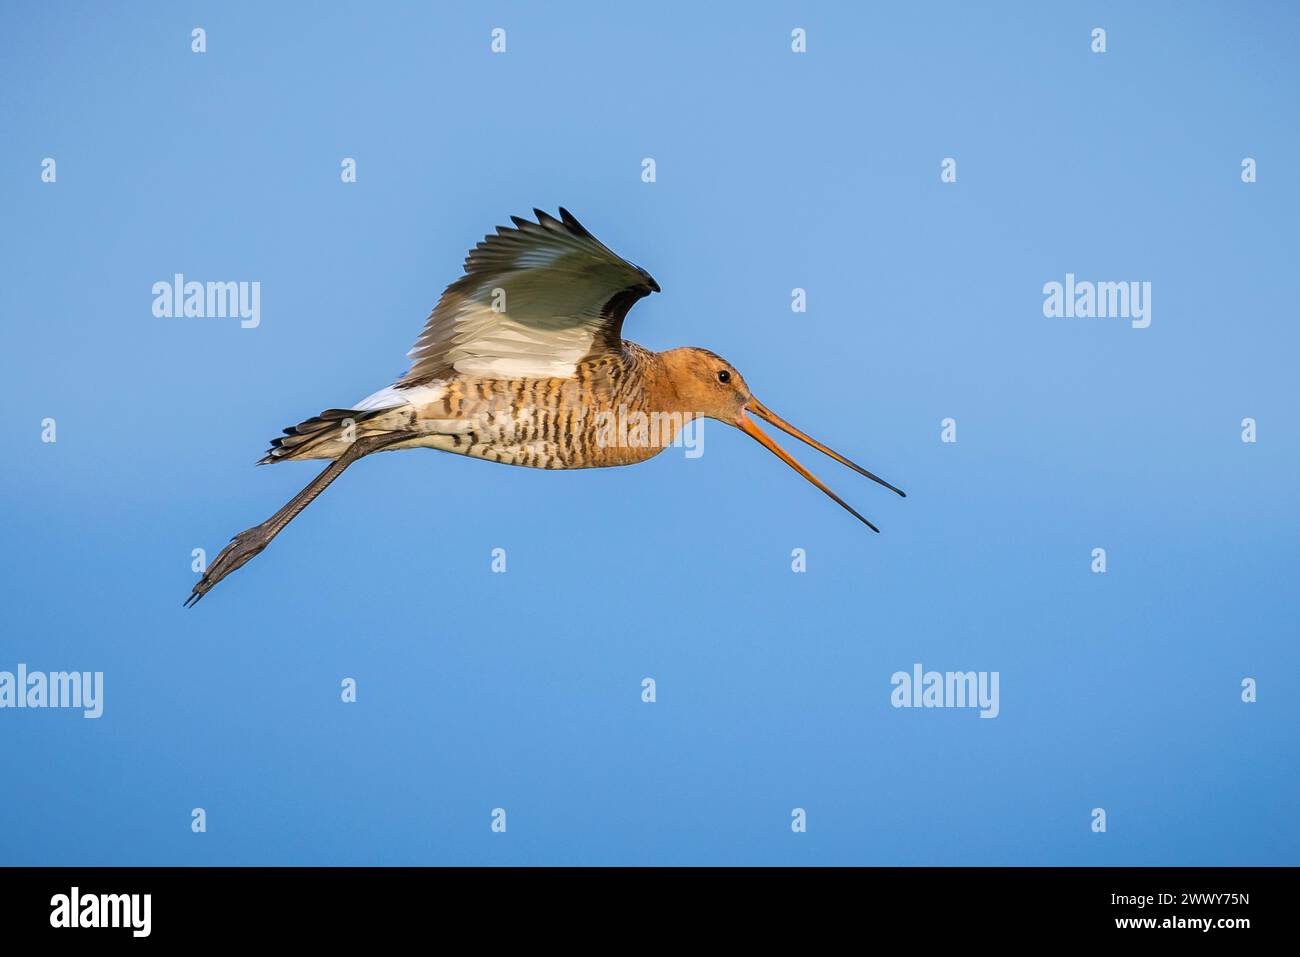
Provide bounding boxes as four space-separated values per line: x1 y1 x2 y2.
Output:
185 432 414 607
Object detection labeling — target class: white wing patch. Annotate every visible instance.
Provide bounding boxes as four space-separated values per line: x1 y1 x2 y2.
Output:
400 208 659 384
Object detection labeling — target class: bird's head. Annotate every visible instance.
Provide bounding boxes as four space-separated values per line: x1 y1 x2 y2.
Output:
661 347 755 424
660 346 906 532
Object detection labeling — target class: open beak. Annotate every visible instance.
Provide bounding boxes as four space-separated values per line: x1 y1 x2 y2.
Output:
737 398 905 533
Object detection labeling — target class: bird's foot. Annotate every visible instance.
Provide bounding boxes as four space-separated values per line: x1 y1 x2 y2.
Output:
184 523 271 607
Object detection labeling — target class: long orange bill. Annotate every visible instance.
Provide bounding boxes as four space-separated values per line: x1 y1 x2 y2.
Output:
737 399 906 533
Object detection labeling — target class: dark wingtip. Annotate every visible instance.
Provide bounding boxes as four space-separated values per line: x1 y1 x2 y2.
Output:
558 207 591 237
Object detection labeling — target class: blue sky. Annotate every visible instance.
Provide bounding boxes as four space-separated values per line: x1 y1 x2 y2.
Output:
1 1 1296 865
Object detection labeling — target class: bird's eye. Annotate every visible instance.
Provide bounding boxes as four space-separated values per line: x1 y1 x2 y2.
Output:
718 370 731 384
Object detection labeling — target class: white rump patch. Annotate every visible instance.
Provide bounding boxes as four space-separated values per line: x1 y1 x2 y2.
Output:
353 382 446 411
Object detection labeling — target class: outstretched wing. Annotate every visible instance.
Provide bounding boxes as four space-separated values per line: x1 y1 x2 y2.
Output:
399 208 660 384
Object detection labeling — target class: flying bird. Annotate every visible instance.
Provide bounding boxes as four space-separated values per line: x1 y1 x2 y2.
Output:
186 208 904 605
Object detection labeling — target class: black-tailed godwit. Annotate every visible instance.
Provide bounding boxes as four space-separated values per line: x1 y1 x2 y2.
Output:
186 208 904 605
